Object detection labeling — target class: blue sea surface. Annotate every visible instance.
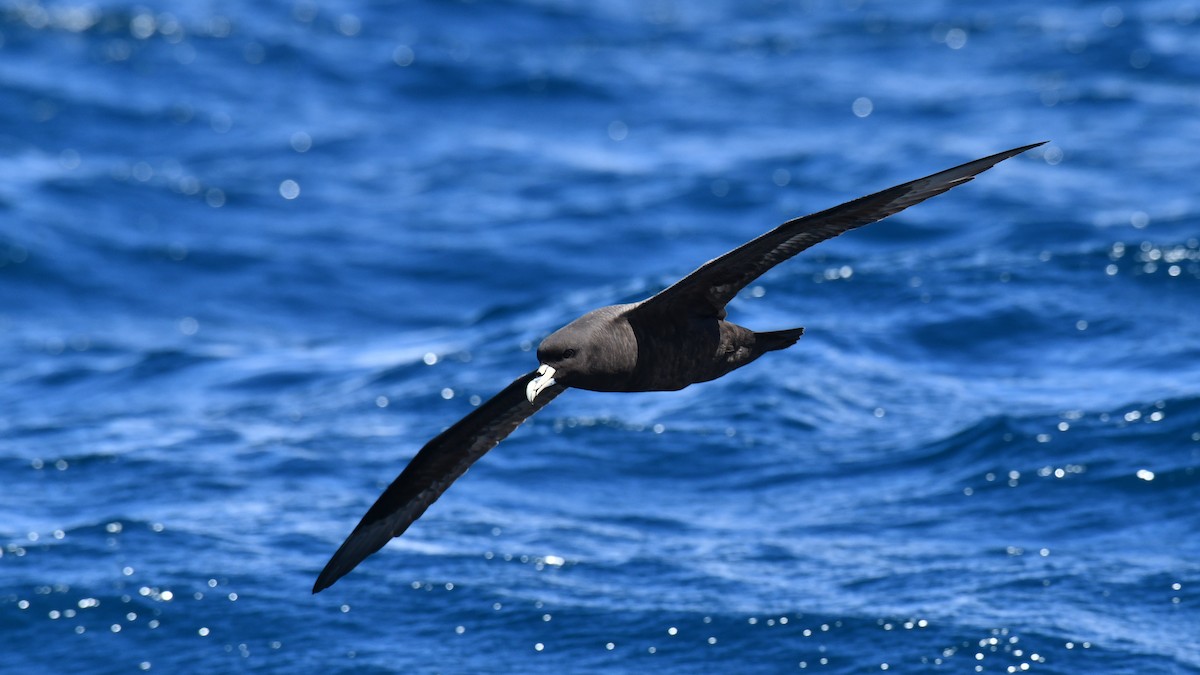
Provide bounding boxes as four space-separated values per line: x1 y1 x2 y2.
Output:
2 1 1199 672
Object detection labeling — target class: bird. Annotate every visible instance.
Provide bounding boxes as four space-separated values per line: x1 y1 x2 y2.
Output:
312 141 1044 593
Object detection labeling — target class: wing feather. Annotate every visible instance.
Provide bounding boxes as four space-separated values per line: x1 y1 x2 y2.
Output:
312 370 565 593
641 142 1045 318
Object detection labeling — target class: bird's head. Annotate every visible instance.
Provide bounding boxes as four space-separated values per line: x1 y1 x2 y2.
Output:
526 305 637 402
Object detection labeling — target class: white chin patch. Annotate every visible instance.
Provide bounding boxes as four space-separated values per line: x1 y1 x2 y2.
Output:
526 364 557 403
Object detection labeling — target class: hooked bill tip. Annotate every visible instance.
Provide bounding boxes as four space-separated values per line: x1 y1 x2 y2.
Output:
526 365 556 403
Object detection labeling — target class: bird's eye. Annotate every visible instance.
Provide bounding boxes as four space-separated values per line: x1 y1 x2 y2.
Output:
561 349 576 359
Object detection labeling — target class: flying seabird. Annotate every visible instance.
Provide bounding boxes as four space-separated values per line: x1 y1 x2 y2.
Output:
313 141 1044 593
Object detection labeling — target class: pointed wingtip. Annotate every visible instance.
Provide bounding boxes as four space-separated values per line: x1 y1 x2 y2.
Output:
313 545 364 594
312 553 354 594
312 571 333 594
976 141 1049 165
989 140 1049 163
924 141 1049 188
1000 140 1050 161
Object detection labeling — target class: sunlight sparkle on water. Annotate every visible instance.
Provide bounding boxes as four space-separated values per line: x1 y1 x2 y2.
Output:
279 179 300 200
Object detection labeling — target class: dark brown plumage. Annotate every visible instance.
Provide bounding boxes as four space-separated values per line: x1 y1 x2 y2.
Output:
313 142 1044 593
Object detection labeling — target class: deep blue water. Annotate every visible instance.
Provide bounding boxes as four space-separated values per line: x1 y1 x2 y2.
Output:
3 0 1199 672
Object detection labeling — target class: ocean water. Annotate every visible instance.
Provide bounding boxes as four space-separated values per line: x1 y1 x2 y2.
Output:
2 0 1199 672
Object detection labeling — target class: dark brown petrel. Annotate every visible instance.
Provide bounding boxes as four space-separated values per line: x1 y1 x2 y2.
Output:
313 142 1045 593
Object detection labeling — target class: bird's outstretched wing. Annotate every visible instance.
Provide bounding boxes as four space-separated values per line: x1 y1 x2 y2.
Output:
640 142 1045 319
313 370 566 593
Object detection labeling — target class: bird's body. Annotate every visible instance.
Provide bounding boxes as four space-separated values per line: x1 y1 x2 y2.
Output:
313 142 1045 593
534 303 801 393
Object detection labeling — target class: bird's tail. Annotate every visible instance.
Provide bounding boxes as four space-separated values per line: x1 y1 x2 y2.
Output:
755 327 804 353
